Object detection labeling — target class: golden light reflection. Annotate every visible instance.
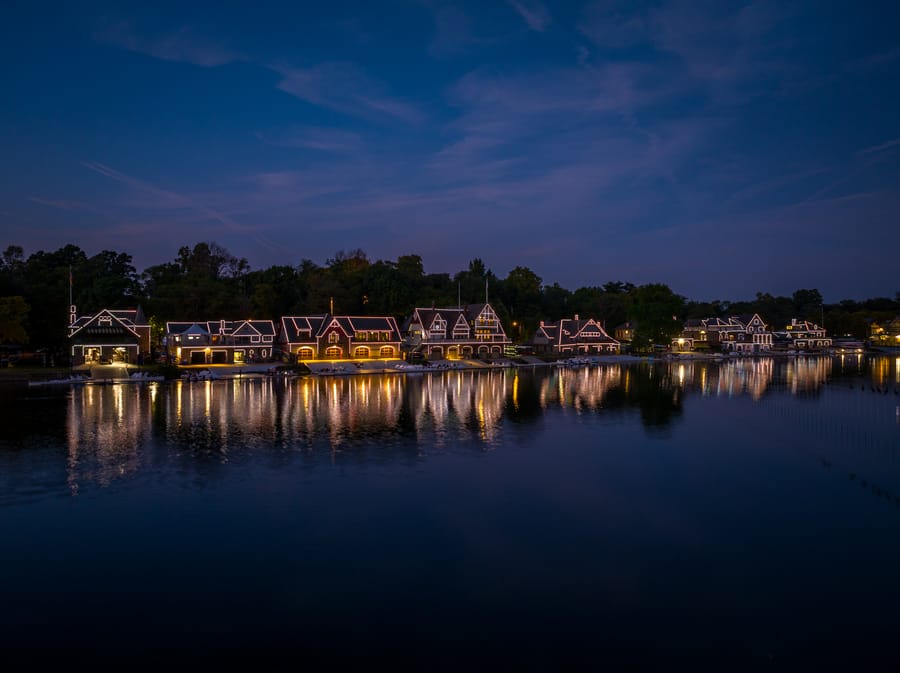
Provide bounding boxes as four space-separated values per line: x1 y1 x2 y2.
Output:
60 357 857 493
512 373 519 411
66 383 152 493
539 365 622 410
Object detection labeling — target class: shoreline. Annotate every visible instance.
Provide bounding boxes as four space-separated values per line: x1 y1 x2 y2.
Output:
0 349 866 386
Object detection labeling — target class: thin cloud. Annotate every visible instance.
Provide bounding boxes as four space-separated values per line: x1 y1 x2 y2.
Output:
81 161 282 254
255 127 364 153
273 62 422 124
27 197 94 211
578 0 649 49
859 137 900 155
426 3 507 58
96 21 241 67
507 0 550 32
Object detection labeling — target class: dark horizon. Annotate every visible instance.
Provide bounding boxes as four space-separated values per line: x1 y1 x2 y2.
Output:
4 239 899 306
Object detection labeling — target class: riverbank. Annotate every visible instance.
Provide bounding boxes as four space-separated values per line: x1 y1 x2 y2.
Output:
0 349 865 386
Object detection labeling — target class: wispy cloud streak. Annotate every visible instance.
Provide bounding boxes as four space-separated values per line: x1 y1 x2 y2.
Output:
273 62 422 124
859 138 900 155
96 21 242 67
81 161 283 254
507 0 550 32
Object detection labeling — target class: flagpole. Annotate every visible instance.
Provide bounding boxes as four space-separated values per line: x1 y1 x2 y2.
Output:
68 265 73 325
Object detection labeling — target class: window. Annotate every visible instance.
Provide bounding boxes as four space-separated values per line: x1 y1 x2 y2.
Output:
380 346 393 357
263 335 272 342
328 332 339 344
251 335 260 343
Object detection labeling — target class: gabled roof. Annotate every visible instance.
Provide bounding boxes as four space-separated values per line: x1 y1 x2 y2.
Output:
734 313 766 329
207 320 235 334
279 315 325 343
786 318 825 332
346 316 400 334
166 320 200 334
182 323 210 336
230 320 275 337
412 307 466 328
452 313 470 331
106 308 148 326
70 309 142 339
464 303 488 320
280 314 401 342
533 317 618 347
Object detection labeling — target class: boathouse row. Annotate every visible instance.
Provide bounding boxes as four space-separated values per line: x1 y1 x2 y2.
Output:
68 307 151 365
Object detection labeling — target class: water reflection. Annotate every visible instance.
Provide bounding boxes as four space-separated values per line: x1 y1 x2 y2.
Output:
67 382 156 493
2 355 898 500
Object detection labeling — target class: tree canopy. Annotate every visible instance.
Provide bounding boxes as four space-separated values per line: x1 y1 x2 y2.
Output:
2 241 897 354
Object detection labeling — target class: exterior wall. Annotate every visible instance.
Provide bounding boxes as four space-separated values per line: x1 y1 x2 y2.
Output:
71 343 140 365
173 344 274 365
671 338 694 353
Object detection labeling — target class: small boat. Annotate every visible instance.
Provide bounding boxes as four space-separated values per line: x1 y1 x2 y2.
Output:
129 371 165 382
28 374 90 387
181 369 219 382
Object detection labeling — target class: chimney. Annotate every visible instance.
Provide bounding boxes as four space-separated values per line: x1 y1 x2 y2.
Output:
574 314 579 321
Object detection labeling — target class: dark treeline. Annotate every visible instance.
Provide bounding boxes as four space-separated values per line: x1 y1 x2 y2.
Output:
1 242 898 354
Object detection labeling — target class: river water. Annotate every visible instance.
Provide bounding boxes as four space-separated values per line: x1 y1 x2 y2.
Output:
1 356 899 669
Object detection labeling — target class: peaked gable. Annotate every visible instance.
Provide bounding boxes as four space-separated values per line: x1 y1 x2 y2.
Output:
71 309 140 339
231 321 262 337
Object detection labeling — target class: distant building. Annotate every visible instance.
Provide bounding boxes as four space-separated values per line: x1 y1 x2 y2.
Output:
614 322 634 343
402 304 510 360
774 318 832 350
869 317 900 346
277 314 402 361
68 307 150 365
675 314 773 353
165 319 276 364
530 315 620 354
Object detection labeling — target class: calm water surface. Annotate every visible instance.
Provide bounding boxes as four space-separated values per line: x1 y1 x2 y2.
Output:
2 356 899 669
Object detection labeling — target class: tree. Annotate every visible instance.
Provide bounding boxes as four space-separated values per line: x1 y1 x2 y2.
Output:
454 258 494 305
541 283 571 322
76 250 141 312
792 288 823 321
0 246 25 296
501 266 543 334
570 283 630 329
22 244 87 352
0 296 29 343
628 283 685 350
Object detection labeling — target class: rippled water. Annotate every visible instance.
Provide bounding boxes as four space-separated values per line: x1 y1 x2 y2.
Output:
1 355 899 669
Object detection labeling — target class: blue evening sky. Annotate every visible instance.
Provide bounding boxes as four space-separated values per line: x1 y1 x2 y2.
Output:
2 1 898 301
